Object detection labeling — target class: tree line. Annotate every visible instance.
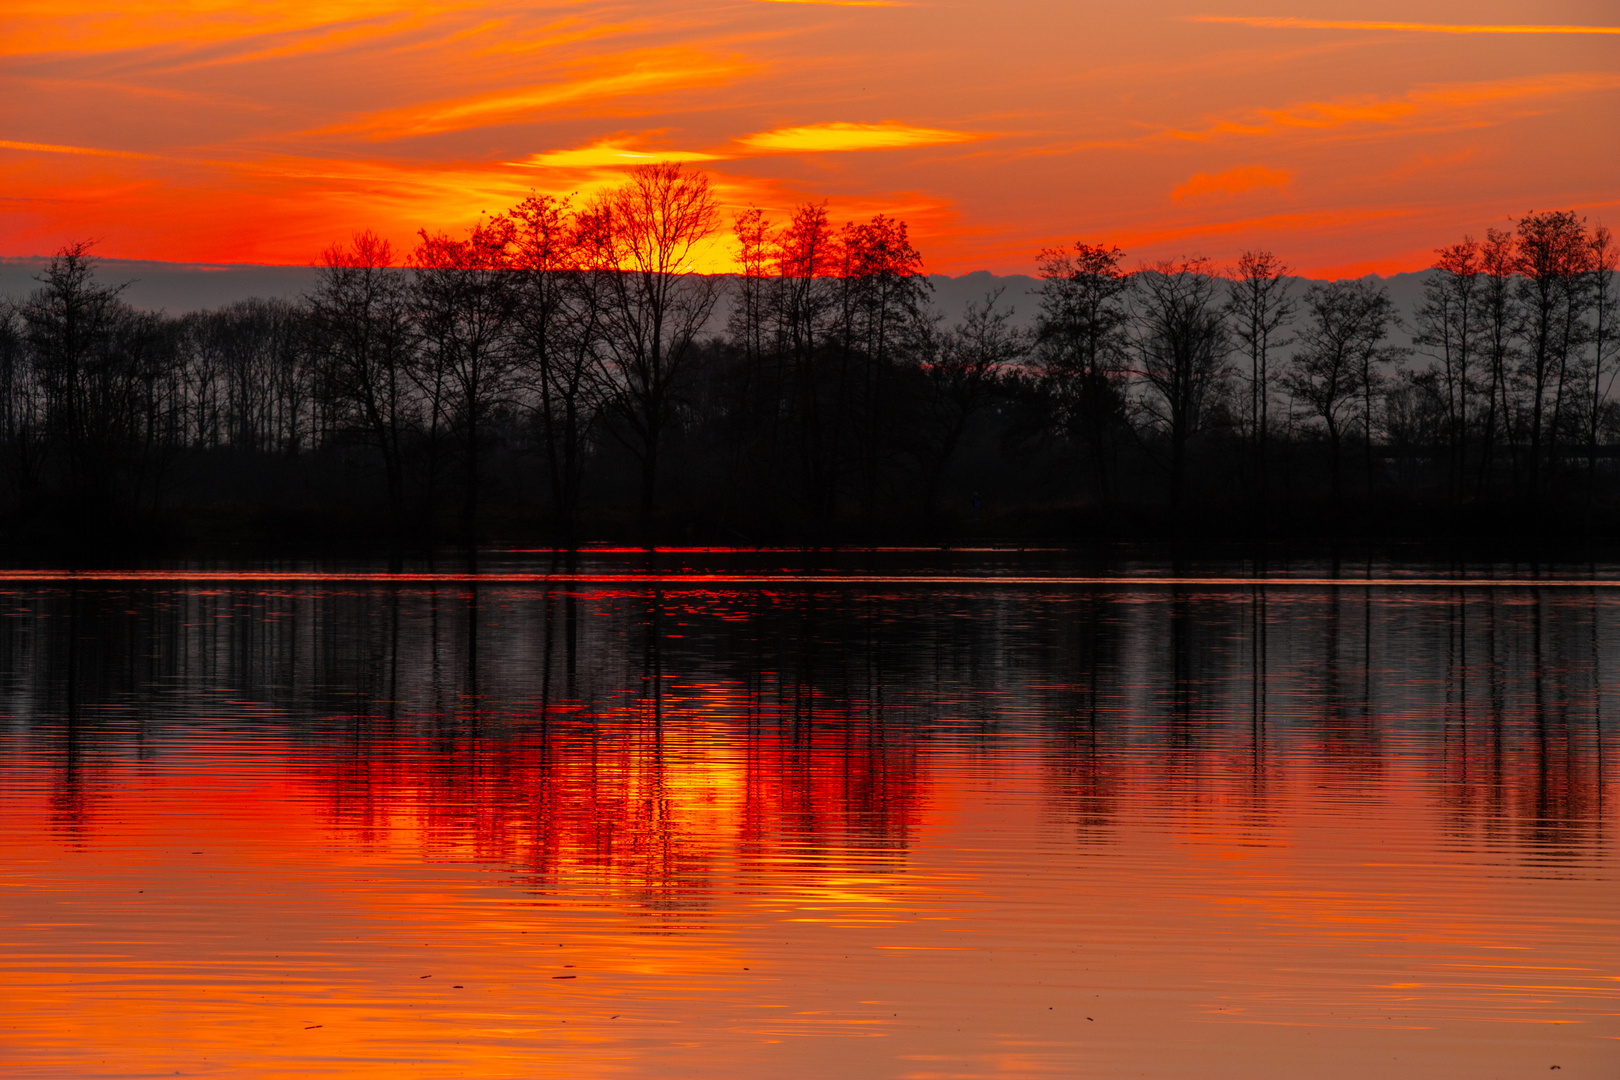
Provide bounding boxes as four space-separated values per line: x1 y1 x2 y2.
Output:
0 163 1615 552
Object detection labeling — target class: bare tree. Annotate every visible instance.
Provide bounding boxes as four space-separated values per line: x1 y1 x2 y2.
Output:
725 206 786 520
1585 224 1618 500
1413 238 1481 504
1353 284 1403 496
1132 257 1232 510
730 207 775 375
0 299 43 504
719 200 934 533
411 217 519 549
1286 279 1394 507
835 215 930 520
1224 250 1295 511
1475 228 1519 494
1515 210 1592 498
775 202 845 524
308 231 415 545
506 193 604 548
917 288 1029 521
1034 242 1133 504
593 163 721 537
22 242 149 515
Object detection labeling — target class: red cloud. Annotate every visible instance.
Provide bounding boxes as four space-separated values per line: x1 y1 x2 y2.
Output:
1171 165 1293 202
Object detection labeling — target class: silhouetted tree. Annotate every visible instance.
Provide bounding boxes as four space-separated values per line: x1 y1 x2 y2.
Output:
1587 224 1619 500
727 206 780 514
24 243 124 509
1132 257 1232 511
411 217 519 547
716 201 934 534
12 193 1620 551
1515 210 1591 499
776 202 841 525
307 231 415 545
507 193 602 547
593 163 721 537
1287 279 1392 507
1225 250 1295 516
836 215 929 522
0 298 43 508
1413 238 1481 504
730 207 775 370
1475 229 1519 494
916 288 1028 521
20 243 181 525
1034 242 1132 503
1352 284 1402 496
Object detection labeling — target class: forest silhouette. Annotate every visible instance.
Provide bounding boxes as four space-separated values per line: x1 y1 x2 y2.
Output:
2 163 1616 556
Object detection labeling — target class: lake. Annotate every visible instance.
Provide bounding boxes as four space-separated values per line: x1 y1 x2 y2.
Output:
1 551 1615 1077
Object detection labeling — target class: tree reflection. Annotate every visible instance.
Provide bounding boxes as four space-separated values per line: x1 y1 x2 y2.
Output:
0 580 1611 881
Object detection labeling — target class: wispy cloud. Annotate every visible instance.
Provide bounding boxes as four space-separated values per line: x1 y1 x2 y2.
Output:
328 48 756 139
1191 16 1620 35
508 122 983 178
0 139 155 159
737 121 983 154
1 1 449 57
750 1 905 7
153 13 419 72
1171 165 1291 202
470 18 647 59
518 139 722 170
1107 206 1423 256
1165 73 1620 141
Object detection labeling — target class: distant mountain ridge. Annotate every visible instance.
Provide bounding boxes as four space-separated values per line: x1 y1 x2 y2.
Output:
0 257 322 315
0 254 1436 344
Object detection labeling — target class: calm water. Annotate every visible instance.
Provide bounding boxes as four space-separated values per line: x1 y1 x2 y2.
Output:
1 556 1616 1078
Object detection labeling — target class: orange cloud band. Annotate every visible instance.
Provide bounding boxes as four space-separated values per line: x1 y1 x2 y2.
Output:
0 139 156 159
1193 16 1620 35
326 47 756 140
1 0 459 56
1171 165 1292 202
1165 73 1620 142
737 122 983 154
750 1 903 6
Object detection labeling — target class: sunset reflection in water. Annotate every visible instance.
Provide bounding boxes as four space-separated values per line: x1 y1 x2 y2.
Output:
0 578 1615 1077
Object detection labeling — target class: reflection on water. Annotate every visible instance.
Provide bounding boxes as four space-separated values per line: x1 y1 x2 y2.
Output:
0 574 1615 1077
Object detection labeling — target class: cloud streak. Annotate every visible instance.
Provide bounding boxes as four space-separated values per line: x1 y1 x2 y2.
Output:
0 139 155 160
1 1 453 57
328 47 757 139
519 140 721 169
1192 16 1620 35
1171 165 1292 202
737 122 983 154
1165 73 1620 142
750 1 904 7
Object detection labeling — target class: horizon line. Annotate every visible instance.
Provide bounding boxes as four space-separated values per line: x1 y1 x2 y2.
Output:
0 253 1484 284
1 570 1616 588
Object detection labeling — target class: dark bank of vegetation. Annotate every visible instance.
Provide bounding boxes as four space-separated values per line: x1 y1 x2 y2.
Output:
0 163 1616 558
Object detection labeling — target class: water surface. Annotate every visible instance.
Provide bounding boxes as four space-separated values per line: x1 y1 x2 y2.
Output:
1 561 1615 1077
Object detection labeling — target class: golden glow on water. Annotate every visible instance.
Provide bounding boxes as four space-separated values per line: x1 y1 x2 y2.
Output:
0 579 1616 1076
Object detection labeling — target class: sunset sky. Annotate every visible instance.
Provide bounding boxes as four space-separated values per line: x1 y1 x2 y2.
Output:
3 1 1617 275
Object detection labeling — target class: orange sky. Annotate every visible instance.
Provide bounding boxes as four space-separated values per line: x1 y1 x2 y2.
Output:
2 1 1618 275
